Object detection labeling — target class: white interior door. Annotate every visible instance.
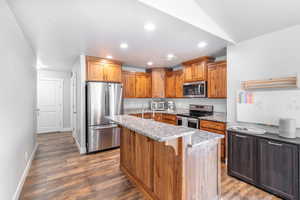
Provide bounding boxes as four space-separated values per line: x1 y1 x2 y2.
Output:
37 78 63 133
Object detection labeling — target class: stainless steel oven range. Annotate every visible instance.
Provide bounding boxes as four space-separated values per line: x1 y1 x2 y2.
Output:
176 104 213 129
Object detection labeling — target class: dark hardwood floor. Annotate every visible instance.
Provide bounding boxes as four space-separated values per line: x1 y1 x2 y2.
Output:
20 132 281 200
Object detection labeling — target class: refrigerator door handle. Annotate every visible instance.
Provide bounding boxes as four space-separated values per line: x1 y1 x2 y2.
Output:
105 84 110 116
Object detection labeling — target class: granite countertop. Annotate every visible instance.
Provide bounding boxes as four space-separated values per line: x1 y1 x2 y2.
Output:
227 121 300 145
108 115 224 145
189 130 224 147
199 112 227 123
108 115 195 142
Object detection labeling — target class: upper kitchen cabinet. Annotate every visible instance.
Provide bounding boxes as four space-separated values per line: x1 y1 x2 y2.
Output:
174 70 184 98
165 70 184 98
122 71 136 98
207 61 227 98
165 70 176 98
86 56 122 82
182 56 214 82
135 72 152 98
151 68 166 98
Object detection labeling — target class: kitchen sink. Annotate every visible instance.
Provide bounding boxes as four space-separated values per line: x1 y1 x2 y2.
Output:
228 126 266 135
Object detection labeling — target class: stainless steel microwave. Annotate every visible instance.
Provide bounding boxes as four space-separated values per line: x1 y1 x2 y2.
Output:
183 81 207 98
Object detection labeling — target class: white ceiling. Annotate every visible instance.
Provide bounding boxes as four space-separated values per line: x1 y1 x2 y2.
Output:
195 0 300 42
140 0 300 43
8 0 229 71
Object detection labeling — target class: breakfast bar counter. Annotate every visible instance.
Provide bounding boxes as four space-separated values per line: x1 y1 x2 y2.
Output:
108 115 224 200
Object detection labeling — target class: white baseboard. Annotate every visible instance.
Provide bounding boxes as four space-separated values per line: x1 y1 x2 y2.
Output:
13 143 38 200
61 127 72 132
37 130 58 134
73 134 86 155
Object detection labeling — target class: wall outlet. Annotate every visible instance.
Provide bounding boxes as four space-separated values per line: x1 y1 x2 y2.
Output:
24 151 28 162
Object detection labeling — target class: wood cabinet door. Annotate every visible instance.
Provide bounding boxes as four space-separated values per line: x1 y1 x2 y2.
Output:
208 65 218 98
104 63 122 82
135 134 154 189
174 70 183 98
208 62 227 98
228 132 256 184
86 61 106 81
258 139 298 200
151 69 165 98
120 128 136 174
183 65 194 82
194 62 207 81
145 73 152 98
122 71 136 98
217 62 227 98
135 73 146 98
165 71 176 98
154 113 162 122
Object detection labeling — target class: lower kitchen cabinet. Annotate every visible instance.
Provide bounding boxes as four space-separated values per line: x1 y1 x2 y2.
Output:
258 139 298 200
228 132 257 184
228 131 299 200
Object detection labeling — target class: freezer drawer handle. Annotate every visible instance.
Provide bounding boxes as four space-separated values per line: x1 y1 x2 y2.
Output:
92 125 118 130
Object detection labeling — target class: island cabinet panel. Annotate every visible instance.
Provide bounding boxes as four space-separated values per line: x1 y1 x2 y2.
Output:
186 139 220 200
200 120 226 161
228 132 257 184
120 128 186 200
120 128 136 174
120 127 222 200
208 61 227 98
151 69 166 98
86 56 122 82
122 71 136 98
135 134 154 190
258 139 298 200
153 140 183 200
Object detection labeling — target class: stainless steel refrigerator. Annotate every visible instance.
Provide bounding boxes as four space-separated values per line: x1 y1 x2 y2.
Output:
86 82 123 153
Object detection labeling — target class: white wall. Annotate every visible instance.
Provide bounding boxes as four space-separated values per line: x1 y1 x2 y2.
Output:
0 0 37 199
38 70 72 129
227 25 300 122
170 98 227 112
71 55 86 154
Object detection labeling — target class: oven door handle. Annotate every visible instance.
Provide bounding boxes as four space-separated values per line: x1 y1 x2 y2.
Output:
187 118 199 123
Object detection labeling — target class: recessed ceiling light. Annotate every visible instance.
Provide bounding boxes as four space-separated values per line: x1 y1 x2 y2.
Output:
147 61 153 66
144 23 156 31
198 41 207 48
120 43 128 49
106 55 113 59
167 54 175 60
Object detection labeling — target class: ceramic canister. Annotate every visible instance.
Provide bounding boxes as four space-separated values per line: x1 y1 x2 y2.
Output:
279 118 296 139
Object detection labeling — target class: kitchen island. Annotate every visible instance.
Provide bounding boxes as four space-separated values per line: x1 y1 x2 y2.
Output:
109 115 224 200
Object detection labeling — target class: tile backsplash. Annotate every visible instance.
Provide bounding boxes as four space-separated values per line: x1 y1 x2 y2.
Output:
124 98 227 113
